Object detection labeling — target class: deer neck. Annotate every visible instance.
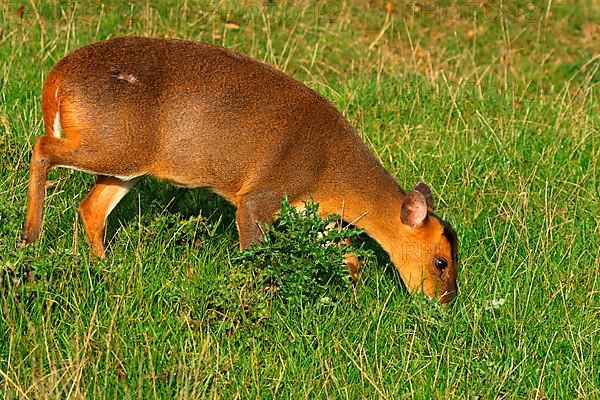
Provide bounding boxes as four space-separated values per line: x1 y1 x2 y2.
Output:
317 143 407 257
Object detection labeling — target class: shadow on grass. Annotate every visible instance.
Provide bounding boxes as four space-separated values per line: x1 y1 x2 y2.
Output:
106 176 237 245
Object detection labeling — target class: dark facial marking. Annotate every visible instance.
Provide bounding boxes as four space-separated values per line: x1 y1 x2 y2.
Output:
430 212 458 265
441 221 458 265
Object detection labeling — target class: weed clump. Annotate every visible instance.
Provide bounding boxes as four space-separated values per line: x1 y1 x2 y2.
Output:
238 198 372 304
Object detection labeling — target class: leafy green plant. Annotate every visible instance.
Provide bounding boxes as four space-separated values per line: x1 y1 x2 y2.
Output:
195 198 371 332
238 197 373 304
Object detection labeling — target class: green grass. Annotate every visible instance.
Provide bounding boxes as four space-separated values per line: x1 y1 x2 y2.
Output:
0 1 598 398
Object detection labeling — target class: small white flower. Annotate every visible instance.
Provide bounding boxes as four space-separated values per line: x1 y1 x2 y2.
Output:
319 296 332 305
484 298 506 311
491 298 505 309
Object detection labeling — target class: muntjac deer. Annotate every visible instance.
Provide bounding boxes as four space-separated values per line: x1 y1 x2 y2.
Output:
22 37 458 302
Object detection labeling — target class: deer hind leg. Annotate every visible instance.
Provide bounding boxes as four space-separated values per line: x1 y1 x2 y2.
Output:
22 135 83 245
79 176 138 258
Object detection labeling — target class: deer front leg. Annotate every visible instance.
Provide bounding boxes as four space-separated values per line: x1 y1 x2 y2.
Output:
323 222 362 281
235 192 280 250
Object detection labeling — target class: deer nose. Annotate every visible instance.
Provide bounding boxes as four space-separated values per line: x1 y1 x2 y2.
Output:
439 285 457 303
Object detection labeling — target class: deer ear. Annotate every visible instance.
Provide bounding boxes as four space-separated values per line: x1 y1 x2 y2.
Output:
401 190 429 228
414 181 434 211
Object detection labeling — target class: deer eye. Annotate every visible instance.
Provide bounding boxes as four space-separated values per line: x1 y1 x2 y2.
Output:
433 257 448 270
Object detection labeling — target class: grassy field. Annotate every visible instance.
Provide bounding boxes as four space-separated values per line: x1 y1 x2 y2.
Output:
0 1 598 398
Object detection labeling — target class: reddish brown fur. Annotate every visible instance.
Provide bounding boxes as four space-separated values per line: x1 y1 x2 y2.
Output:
22 37 458 302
